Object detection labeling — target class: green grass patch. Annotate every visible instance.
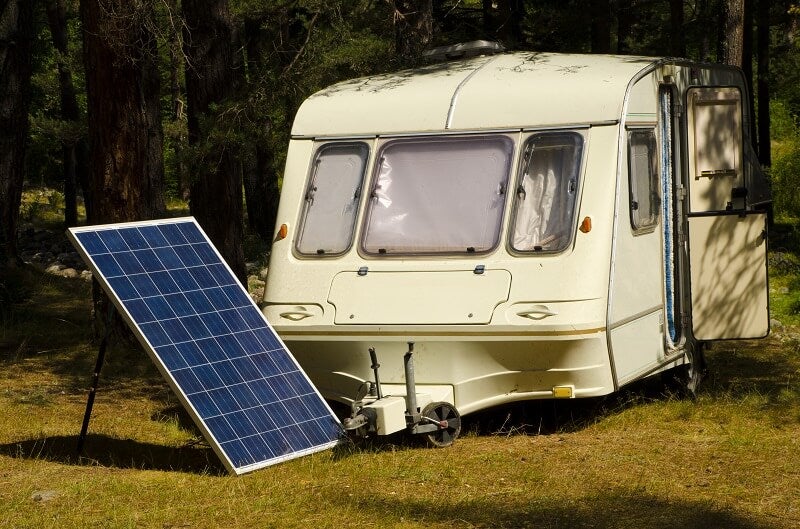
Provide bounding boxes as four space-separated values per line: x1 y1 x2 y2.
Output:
19 188 83 227
1 199 799 528
769 217 800 327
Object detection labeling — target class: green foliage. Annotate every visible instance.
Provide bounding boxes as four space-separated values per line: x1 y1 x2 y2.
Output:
18 188 69 225
771 105 800 217
13 0 800 252
26 3 87 189
162 119 188 199
771 100 798 141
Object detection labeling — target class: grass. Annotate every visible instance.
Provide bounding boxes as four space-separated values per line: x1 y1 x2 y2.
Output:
1 217 799 528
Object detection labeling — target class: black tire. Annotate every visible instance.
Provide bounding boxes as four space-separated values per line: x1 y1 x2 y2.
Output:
421 401 462 448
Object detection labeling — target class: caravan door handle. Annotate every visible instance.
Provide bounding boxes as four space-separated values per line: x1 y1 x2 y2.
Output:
517 305 558 320
279 310 315 321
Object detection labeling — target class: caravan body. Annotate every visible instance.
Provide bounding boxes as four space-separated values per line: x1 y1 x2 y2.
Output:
263 52 770 424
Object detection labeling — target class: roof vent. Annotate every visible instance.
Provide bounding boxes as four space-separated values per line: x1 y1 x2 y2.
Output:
422 40 505 62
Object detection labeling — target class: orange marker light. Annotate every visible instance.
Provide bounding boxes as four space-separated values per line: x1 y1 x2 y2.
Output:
579 217 592 233
275 223 288 241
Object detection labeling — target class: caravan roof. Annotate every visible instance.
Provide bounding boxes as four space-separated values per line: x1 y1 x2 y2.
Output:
291 53 663 137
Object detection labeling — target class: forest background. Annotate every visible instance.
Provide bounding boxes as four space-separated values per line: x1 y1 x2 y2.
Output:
2 3 800 527
1 0 799 282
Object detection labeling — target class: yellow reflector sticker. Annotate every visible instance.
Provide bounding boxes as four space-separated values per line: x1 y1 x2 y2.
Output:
553 386 574 399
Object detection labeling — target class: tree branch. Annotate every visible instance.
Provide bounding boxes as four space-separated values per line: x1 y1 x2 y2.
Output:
281 11 319 76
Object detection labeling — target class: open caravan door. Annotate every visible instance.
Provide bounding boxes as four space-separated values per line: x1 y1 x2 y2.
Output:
686 86 770 341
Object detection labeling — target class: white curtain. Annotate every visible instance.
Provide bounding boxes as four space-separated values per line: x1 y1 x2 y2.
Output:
296 144 368 255
363 136 513 254
511 134 581 252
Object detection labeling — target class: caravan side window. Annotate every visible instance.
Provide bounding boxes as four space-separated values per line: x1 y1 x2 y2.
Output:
510 132 583 253
296 143 369 256
628 129 660 231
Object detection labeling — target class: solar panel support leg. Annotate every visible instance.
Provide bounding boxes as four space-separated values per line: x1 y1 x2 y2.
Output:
77 305 115 455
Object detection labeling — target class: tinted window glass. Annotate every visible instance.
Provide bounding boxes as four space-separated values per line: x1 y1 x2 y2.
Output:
628 129 659 230
510 133 583 253
296 143 369 255
362 136 514 255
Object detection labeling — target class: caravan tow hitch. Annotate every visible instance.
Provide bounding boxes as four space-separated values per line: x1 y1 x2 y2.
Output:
343 343 461 447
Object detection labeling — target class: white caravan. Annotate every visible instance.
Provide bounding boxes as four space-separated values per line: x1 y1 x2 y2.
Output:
263 47 771 445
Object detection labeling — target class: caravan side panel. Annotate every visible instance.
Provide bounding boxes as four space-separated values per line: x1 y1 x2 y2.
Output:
608 71 669 385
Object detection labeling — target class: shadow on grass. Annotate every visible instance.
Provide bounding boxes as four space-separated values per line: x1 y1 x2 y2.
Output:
437 337 800 441
341 490 774 529
703 339 799 396
0 433 225 475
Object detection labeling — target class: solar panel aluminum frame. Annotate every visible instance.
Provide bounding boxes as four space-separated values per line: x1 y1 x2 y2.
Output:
67 217 343 474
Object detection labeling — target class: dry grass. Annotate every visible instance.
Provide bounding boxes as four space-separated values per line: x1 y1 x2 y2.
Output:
1 224 799 528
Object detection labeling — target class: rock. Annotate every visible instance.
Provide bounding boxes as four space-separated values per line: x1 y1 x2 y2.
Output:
80 270 93 282
258 267 269 281
60 268 79 279
245 261 258 273
31 490 58 502
771 318 783 330
45 264 65 274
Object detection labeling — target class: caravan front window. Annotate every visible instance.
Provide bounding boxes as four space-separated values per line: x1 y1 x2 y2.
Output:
296 143 369 256
361 135 514 255
510 132 584 253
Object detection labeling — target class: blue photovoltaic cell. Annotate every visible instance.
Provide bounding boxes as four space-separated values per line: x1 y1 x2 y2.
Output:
68 218 342 474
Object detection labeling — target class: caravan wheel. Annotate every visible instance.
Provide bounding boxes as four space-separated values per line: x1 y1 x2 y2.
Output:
421 402 462 448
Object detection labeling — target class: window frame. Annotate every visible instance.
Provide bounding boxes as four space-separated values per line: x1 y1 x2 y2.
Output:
294 141 370 258
627 127 660 233
506 131 586 256
359 134 515 257
684 85 744 214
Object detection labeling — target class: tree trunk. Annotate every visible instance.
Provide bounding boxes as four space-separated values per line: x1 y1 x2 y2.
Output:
670 0 686 57
723 0 745 66
590 0 612 53
481 0 525 49
81 0 165 225
46 0 89 227
698 0 713 61
182 0 247 284
243 145 280 242
391 0 434 63
617 0 633 54
724 0 755 142
0 0 34 267
743 0 756 141
756 0 770 166
242 17 279 241
166 0 188 200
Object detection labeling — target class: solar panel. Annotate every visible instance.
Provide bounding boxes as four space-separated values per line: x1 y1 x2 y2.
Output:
67 217 343 474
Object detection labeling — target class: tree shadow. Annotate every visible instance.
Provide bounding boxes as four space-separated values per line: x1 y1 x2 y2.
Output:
10 335 171 403
338 489 774 529
0 433 225 475
705 335 798 387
